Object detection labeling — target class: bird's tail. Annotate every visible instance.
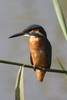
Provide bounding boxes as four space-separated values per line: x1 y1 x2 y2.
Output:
36 69 46 82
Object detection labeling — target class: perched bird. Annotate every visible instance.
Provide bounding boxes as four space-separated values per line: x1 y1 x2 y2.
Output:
9 24 52 82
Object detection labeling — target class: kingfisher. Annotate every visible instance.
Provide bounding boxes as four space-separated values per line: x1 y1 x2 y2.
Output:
9 24 52 82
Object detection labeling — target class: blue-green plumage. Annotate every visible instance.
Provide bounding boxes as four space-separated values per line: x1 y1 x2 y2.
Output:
23 24 47 37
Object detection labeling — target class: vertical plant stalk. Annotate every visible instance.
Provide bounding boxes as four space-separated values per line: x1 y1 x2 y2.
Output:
53 0 67 40
57 58 67 78
15 67 24 100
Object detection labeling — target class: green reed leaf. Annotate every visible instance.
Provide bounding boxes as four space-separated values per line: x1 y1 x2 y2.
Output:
15 67 24 100
53 0 67 40
57 58 67 77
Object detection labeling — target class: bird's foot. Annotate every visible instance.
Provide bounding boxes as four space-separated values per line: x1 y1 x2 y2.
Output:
33 65 38 71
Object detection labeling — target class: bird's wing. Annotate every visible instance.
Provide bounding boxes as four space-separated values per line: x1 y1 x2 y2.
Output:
45 38 52 68
30 53 33 65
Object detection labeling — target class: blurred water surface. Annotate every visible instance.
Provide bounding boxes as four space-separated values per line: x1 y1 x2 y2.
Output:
0 0 67 100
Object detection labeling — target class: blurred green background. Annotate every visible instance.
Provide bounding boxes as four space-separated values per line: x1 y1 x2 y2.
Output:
0 0 67 100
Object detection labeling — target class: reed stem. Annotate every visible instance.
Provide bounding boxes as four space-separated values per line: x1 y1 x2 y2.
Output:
0 60 67 74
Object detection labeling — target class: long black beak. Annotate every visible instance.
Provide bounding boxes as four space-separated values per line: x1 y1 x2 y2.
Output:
9 32 26 38
9 32 42 38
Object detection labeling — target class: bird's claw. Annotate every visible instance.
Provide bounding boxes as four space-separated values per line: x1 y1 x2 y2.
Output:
33 65 37 71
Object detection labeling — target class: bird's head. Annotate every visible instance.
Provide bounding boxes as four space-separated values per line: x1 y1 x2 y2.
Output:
9 24 47 38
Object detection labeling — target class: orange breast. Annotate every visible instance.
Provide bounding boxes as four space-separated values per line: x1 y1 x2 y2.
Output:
29 36 48 67
29 36 49 82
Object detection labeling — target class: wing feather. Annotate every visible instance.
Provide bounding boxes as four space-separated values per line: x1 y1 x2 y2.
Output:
45 38 52 68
